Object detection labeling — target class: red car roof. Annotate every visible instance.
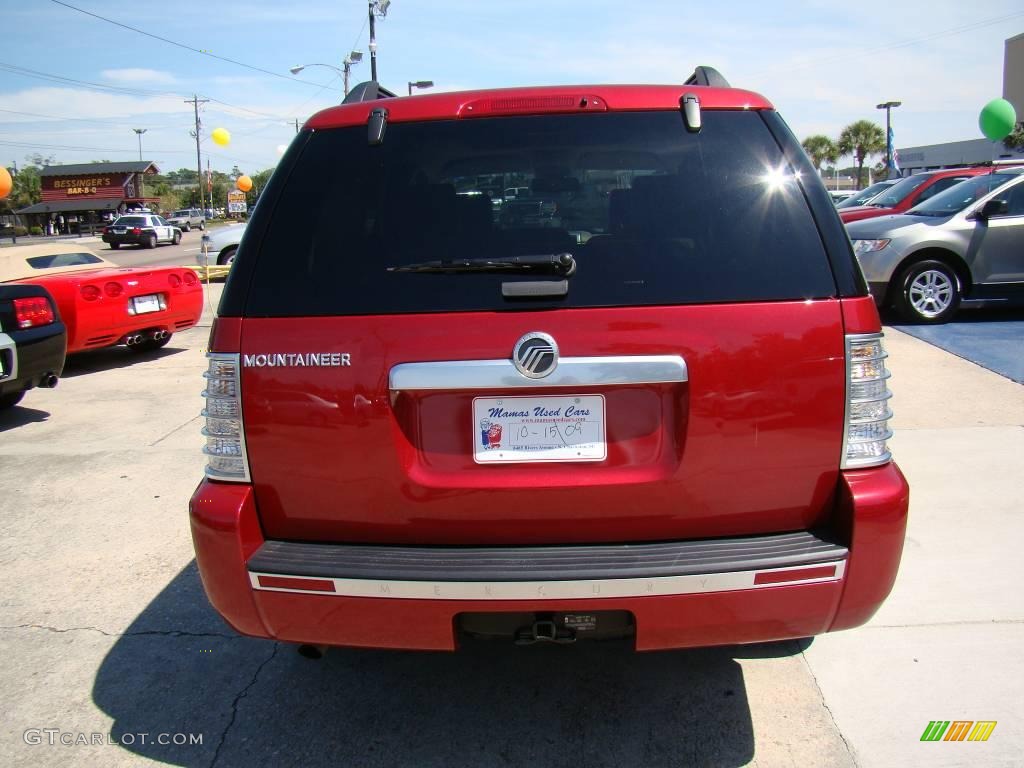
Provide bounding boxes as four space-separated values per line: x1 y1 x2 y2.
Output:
305 84 774 130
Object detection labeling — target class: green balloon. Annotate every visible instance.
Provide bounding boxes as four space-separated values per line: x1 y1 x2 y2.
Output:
979 98 1017 141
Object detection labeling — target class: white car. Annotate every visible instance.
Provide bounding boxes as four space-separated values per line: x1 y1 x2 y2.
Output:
203 223 247 265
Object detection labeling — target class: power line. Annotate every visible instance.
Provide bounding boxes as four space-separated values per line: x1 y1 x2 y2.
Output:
50 0 342 91
0 107 192 130
764 10 1024 75
0 61 304 122
0 61 177 98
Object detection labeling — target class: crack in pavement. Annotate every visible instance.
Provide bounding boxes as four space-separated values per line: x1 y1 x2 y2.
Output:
150 414 202 446
210 642 279 768
0 623 239 639
797 641 860 768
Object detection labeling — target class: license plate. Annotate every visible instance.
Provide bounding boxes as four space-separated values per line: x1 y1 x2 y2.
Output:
131 294 161 314
472 394 606 463
113 228 126 234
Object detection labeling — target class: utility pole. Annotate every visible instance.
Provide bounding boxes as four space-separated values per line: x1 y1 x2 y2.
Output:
186 95 209 211
294 118 300 134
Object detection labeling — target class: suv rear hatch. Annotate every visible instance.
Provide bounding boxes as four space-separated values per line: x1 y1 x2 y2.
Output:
228 104 850 546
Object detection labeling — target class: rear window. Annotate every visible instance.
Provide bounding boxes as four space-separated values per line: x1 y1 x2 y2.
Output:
113 216 148 227
26 252 104 269
244 111 836 315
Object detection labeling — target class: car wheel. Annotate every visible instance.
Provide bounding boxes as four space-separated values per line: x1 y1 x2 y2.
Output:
173 231 182 245
145 234 157 249
110 242 120 250
130 334 172 353
0 391 25 410
894 259 961 324
183 222 191 232
199 221 205 230
217 246 237 266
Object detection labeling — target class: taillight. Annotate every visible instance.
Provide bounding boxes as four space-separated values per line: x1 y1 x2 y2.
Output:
104 281 123 297
168 273 182 288
202 354 250 482
80 285 101 301
102 226 109 234
842 333 893 469
131 227 142 235
13 297 55 328
183 271 198 286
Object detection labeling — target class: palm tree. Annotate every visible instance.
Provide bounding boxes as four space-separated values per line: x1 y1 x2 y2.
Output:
838 121 886 190
801 135 839 175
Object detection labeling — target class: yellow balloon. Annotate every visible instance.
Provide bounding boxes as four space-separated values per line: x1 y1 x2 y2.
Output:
0 166 12 200
211 127 231 147
236 175 253 192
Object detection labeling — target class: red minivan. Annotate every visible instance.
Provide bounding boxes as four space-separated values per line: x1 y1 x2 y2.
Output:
191 69 909 652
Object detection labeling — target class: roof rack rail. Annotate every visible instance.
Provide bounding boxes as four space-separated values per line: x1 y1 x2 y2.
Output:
685 66 730 88
343 81 398 104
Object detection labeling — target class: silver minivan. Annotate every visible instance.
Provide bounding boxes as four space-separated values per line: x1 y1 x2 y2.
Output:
848 169 1024 322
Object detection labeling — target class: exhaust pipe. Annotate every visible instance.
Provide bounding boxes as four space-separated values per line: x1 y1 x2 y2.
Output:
151 330 168 341
297 644 328 660
39 373 59 389
124 334 142 346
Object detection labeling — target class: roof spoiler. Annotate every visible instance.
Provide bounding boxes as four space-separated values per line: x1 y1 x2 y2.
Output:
343 81 398 104
684 66 730 88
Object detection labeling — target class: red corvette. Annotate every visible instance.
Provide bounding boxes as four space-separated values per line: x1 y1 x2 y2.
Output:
0 244 202 354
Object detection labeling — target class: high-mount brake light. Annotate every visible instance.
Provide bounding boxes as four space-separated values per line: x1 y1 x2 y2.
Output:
13 297 55 328
842 333 893 469
459 94 607 118
202 354 250 482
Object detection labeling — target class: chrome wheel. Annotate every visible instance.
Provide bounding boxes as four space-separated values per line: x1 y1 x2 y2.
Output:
907 269 953 318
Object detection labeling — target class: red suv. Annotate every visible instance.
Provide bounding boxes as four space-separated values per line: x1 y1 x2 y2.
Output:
839 167 990 224
191 69 909 652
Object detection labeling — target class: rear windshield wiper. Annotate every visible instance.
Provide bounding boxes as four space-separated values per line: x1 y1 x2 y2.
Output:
387 253 576 277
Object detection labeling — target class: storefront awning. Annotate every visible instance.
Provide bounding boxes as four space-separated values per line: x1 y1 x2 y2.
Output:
16 199 122 215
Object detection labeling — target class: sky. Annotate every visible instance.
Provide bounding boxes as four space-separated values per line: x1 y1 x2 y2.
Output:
1 0 1022 175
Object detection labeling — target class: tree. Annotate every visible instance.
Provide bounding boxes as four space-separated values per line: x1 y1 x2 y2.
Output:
1003 123 1024 151
801 135 839 174
838 121 886 190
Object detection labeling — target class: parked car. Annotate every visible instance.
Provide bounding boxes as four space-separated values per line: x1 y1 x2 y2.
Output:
839 167 991 224
191 72 908 653
0 244 202 353
835 180 897 209
166 208 206 232
203 222 247 265
827 190 856 204
848 168 1024 323
102 214 182 249
0 283 66 409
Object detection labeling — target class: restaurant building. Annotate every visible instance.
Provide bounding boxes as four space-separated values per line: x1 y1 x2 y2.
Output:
16 161 160 234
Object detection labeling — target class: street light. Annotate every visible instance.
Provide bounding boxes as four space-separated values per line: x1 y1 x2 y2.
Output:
368 0 392 82
408 80 434 96
290 52 363 96
133 128 147 199
876 101 902 179
132 128 147 161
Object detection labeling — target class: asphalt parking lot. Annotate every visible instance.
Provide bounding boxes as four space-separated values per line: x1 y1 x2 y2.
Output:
1 286 1022 768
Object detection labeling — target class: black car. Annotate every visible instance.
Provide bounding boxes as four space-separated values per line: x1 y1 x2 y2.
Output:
0 284 66 409
102 214 182 249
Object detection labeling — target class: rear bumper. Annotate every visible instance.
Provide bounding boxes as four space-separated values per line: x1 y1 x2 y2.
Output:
189 463 909 651
0 323 66 397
